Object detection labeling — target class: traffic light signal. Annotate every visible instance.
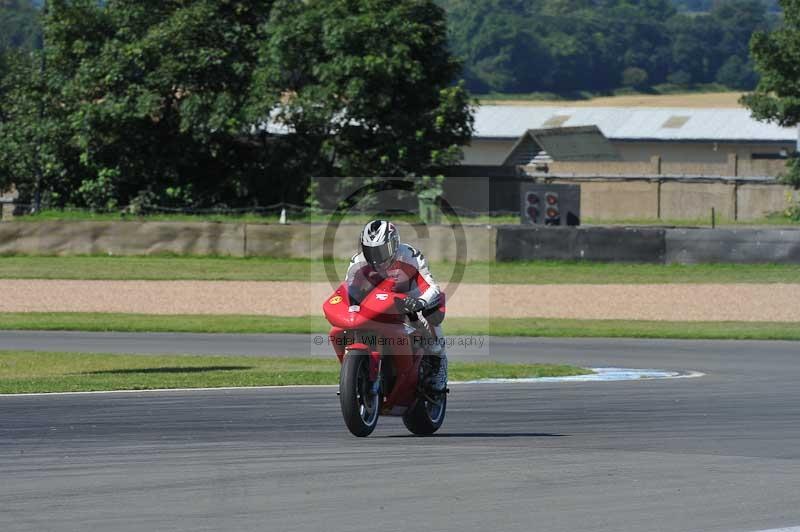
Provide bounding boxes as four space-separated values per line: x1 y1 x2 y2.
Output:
520 184 580 226
544 192 560 225
525 191 540 224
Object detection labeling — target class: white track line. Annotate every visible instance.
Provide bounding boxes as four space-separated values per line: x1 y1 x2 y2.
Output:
464 367 706 384
0 367 704 398
0 384 338 397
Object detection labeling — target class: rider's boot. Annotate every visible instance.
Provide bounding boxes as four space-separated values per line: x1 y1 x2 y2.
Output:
426 326 448 393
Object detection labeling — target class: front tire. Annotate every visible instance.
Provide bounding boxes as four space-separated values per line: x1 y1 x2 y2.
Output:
339 351 380 437
403 393 446 436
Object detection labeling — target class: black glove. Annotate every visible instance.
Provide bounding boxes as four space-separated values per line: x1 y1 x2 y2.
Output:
397 296 426 313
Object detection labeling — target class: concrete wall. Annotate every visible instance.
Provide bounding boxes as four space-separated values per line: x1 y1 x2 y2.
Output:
0 221 496 262
660 181 736 220
2 220 800 264
543 154 787 178
465 137 792 177
550 179 660 220
461 139 517 165
0 221 246 257
665 228 800 264
614 141 794 164
548 159 657 176
540 177 795 221
738 158 792 178
737 184 799 221
496 226 666 263
495 225 800 264
244 222 495 262
616 142 729 163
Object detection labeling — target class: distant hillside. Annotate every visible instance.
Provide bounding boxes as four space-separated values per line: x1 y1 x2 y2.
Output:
0 0 782 97
439 0 779 95
0 0 41 51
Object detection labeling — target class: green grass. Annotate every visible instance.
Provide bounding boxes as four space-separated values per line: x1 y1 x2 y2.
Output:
15 209 284 224
584 215 799 227
458 317 800 341
0 313 327 334
2 256 800 284
16 208 799 226
11 209 519 225
0 351 590 394
0 256 324 282
0 312 798 341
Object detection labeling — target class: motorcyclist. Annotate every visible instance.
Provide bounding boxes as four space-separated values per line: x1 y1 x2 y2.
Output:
345 219 447 392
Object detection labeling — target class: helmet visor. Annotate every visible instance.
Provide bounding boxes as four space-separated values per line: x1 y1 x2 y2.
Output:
363 244 394 268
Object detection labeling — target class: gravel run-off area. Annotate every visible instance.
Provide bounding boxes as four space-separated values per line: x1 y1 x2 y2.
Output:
0 280 798 322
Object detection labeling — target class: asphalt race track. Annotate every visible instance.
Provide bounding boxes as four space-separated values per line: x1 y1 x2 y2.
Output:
2 332 800 532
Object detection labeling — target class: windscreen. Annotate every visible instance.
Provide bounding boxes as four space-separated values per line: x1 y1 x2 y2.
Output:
346 268 381 306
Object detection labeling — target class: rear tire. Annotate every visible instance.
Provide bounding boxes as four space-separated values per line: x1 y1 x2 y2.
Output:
402 393 446 436
339 351 380 437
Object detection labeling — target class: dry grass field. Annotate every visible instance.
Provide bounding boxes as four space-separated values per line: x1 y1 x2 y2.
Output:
483 91 746 108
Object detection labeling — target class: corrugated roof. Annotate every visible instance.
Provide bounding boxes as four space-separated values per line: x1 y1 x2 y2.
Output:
474 105 798 142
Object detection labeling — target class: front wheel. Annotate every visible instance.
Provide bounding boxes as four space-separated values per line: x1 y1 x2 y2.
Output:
339 351 380 437
403 393 446 436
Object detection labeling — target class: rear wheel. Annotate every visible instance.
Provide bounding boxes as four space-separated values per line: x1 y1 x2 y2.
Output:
402 393 446 436
339 351 380 437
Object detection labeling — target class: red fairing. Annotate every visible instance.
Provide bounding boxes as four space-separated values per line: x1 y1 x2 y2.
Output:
323 277 429 413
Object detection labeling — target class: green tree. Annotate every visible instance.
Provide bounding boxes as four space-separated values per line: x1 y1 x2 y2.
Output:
444 0 550 92
439 0 767 94
1 0 473 209
742 0 800 187
710 0 770 89
0 46 80 207
667 14 722 85
622 67 649 89
0 0 42 52
63 0 277 207
466 16 554 93
715 56 758 90
256 0 473 182
0 0 284 209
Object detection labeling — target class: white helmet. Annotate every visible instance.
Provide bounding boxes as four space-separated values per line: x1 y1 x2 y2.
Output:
361 220 399 269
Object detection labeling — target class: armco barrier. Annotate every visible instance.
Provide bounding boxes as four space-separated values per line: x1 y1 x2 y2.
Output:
665 228 800 264
1 220 799 264
495 226 666 263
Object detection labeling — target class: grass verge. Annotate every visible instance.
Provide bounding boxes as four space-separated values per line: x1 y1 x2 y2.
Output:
9 209 798 226
584 216 799 227
0 313 798 341
11 209 519 225
2 256 800 284
0 351 590 394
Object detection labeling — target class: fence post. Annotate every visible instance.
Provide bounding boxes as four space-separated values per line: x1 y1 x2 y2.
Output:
727 153 738 177
651 155 662 175
1 202 15 222
656 180 662 220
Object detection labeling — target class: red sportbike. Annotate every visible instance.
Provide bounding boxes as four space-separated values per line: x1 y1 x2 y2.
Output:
323 274 447 437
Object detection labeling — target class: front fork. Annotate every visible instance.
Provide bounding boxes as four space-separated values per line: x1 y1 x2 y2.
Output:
369 351 381 395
